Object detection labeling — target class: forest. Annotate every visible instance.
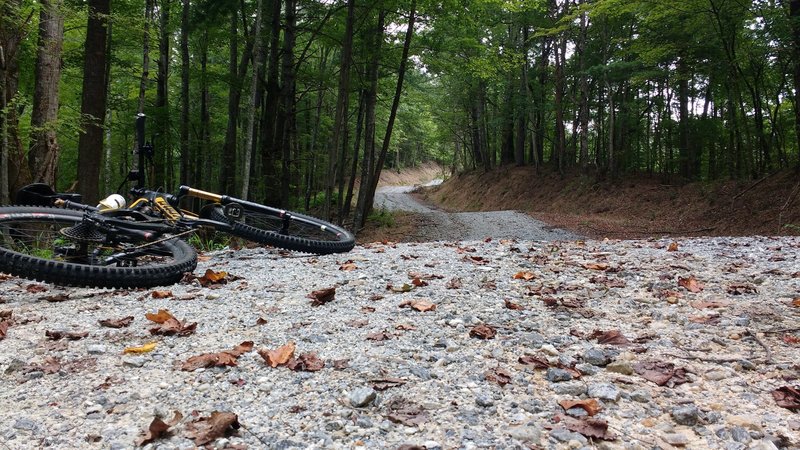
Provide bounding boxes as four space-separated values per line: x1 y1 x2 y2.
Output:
1 0 799 232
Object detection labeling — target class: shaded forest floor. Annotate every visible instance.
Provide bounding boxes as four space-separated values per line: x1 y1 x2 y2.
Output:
360 164 800 241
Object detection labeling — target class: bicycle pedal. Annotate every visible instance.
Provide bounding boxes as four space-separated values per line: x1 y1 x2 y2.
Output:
224 203 244 220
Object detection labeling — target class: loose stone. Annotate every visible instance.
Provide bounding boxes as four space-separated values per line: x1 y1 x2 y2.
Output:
587 383 620 402
348 388 377 408
671 404 700 426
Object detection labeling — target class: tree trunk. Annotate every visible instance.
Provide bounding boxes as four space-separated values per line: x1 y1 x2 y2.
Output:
278 0 296 208
198 30 209 188
138 0 153 117
241 0 264 200
353 9 385 232
792 0 800 168
154 0 171 189
0 0 26 202
179 0 190 186
28 0 64 186
260 0 282 204
77 0 110 205
678 57 691 179
578 10 590 171
343 93 365 220
362 0 416 222
325 0 355 220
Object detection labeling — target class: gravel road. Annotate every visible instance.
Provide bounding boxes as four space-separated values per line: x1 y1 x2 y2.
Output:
373 182 580 242
1 235 799 449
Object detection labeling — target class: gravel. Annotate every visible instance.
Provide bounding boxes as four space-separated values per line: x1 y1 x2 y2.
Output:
1 232 800 449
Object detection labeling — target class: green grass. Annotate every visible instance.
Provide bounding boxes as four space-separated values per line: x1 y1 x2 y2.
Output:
367 208 396 228
188 232 231 252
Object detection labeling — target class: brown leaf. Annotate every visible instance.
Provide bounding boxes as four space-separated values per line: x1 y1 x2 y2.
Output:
181 341 253 371
149 318 197 337
43 294 70 302
398 299 436 312
339 261 358 271
504 299 524 310
557 415 616 440
386 399 428 427
633 361 689 386
513 271 536 281
26 284 47 293
559 399 602 416
485 367 512 386
366 331 392 341
45 330 88 341
395 323 416 331
361 306 376 313
678 276 704 293
446 277 463 289
346 319 369 328
371 377 406 391
410 278 428 287
667 242 679 252
591 329 630 346
145 309 175 324
151 290 173 299
98 316 134 328
469 324 496 340
582 262 609 271
255 317 268 326
518 355 549 369
136 411 183 446
308 287 336 306
286 352 325 371
791 298 800 307
0 310 11 319
184 411 240 445
258 342 296 368
463 255 489 265
727 284 757 295
782 334 800 345
772 386 800 410
0 320 9 340
387 283 414 293
331 359 350 370
197 269 232 287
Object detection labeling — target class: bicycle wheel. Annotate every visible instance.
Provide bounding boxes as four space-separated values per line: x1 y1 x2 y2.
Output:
209 205 355 254
0 206 197 288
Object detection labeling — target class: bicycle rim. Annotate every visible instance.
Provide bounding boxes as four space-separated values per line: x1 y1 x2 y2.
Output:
0 206 197 288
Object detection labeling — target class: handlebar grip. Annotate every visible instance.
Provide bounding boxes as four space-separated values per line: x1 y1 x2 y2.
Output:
136 113 146 149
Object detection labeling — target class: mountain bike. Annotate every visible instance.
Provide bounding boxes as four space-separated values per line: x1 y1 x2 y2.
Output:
0 114 355 289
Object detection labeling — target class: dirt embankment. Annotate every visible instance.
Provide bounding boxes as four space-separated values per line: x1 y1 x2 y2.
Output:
419 166 800 239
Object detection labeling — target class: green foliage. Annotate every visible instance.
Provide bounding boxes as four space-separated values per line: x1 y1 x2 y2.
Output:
367 207 396 228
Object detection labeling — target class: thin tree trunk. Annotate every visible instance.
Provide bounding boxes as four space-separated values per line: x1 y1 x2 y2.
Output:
343 93 365 220
278 0 296 208
260 0 282 204
325 0 355 220
28 0 64 186
155 0 171 188
138 0 152 116
362 0 416 224
77 0 110 204
354 9 385 232
578 9 589 171
241 0 264 200
0 0 26 202
179 0 190 186
198 30 209 189
792 0 800 168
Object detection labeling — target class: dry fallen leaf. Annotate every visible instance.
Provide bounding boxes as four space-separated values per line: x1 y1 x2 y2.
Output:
145 309 174 324
556 415 616 440
258 341 296 368
667 242 679 252
485 367 512 386
678 275 704 293
43 294 69 302
398 299 436 312
124 342 157 354
181 341 253 371
0 320 9 340
387 283 414 293
26 284 47 293
782 334 800 345
339 261 358 271
591 329 630 346
582 262 609 271
99 316 134 328
286 352 325 372
184 411 239 445
366 331 392 341
151 290 173 299
410 278 428 287
370 377 406 390
504 299 524 310
772 386 800 410
136 411 183 446
386 399 429 426
518 355 549 369
308 287 336 306
559 399 602 416
792 298 800 307
513 271 536 281
45 330 89 341
469 324 496 340
633 361 689 386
